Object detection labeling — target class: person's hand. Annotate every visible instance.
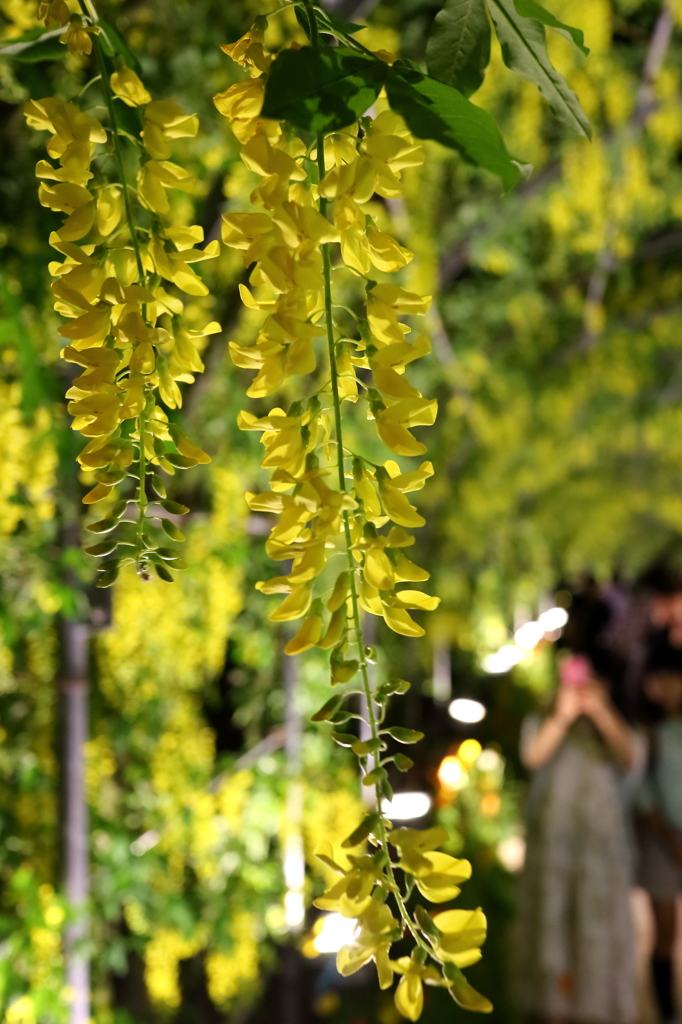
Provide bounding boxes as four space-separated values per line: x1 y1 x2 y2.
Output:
577 680 610 723
554 686 584 726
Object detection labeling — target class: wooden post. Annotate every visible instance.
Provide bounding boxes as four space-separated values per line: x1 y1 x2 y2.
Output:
282 646 303 1024
61 621 90 1024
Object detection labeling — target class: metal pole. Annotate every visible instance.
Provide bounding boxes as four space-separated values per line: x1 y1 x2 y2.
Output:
61 621 90 1024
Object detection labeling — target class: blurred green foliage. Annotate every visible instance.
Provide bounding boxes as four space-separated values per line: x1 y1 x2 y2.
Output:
0 0 681 1021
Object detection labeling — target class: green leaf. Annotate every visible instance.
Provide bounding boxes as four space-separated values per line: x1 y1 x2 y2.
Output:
260 46 388 133
362 766 388 787
514 0 589 55
151 475 167 499
85 539 118 558
159 499 189 515
331 731 355 747
384 727 424 744
154 562 174 584
351 737 383 756
341 812 381 849
0 30 66 63
86 519 120 535
97 17 142 72
329 710 354 724
154 546 183 562
426 0 491 98
415 904 440 938
485 0 590 137
161 519 185 543
163 453 197 469
317 10 365 36
444 963 494 1013
94 467 126 485
311 695 344 722
96 559 120 589
375 677 411 703
109 499 128 519
394 753 414 772
385 65 521 191
294 5 314 41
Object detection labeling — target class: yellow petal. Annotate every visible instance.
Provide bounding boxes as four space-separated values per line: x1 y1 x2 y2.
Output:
394 973 423 1021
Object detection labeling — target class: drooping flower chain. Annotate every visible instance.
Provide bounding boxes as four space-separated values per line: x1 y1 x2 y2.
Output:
215 17 491 1019
26 1 218 586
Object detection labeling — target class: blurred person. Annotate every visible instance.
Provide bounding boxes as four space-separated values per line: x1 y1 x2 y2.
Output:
637 641 682 1024
516 649 644 1024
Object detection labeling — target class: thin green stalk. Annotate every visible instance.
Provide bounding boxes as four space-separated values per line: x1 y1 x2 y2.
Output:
316 124 430 958
79 0 146 284
136 405 147 539
302 0 319 46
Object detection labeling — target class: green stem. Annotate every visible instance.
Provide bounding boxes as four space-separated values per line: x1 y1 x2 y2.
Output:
302 0 319 46
81 1 146 285
136 402 147 556
316 128 430 958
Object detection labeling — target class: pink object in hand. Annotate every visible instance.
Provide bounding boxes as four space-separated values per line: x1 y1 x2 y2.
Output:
559 653 591 688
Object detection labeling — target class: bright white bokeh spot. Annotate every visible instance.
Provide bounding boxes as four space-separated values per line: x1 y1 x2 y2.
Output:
481 645 523 674
448 697 487 723
538 606 569 631
476 748 502 772
284 890 305 929
497 835 526 873
382 791 432 820
437 756 468 790
313 913 357 953
514 621 544 650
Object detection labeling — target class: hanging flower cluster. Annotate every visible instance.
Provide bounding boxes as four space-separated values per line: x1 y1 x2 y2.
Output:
25 2 218 587
215 15 490 1019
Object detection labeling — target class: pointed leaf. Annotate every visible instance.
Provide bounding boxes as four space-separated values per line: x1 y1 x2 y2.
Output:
96 559 120 589
514 0 589 55
426 0 491 97
159 499 190 515
161 519 185 543
261 46 388 133
341 812 381 848
331 731 355 748
319 11 365 36
444 963 494 1013
311 695 344 723
385 65 521 190
384 727 424 744
154 562 174 583
486 0 590 137
85 539 118 557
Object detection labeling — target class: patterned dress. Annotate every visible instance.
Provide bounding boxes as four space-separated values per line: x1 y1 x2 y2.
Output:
516 716 640 1024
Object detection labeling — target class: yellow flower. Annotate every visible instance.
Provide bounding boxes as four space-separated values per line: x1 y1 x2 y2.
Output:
110 66 152 108
432 908 487 968
374 397 438 458
142 100 199 159
220 19 272 77
60 15 100 57
284 602 324 654
392 956 444 1021
38 0 70 27
413 852 472 903
336 898 397 985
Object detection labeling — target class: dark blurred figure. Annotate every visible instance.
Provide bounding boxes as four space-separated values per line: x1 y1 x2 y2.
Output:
636 639 682 1024
516 591 644 1024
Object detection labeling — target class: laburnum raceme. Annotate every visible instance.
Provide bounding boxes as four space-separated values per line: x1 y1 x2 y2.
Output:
215 14 490 1018
25 1 217 586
